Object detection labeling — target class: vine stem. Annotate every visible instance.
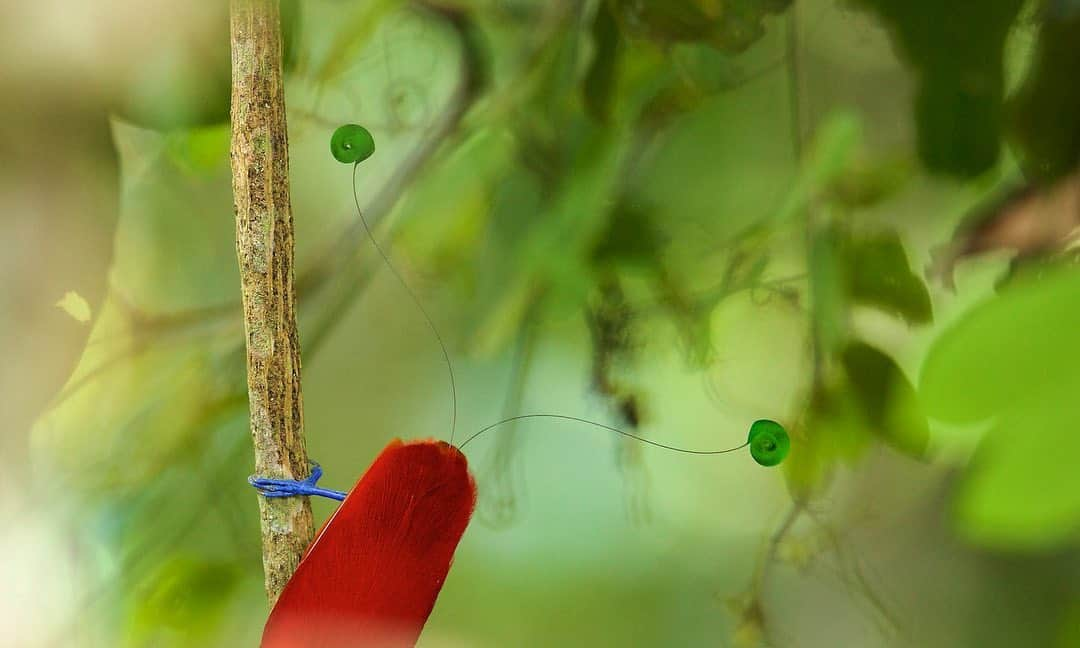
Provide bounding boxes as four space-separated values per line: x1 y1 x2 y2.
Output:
229 0 314 605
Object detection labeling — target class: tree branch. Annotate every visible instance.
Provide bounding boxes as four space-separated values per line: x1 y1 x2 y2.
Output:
229 0 313 604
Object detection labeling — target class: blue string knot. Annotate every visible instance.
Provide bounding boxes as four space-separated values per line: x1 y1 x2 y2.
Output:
248 462 347 502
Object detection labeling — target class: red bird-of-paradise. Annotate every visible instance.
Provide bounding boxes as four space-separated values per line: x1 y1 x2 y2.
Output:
260 439 475 648
247 125 789 647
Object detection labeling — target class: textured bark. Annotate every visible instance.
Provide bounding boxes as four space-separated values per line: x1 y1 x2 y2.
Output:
229 0 313 605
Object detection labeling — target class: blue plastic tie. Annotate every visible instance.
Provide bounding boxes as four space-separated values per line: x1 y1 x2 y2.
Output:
248 463 347 502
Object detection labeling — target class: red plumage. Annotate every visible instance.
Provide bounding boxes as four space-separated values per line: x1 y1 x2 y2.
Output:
261 439 476 648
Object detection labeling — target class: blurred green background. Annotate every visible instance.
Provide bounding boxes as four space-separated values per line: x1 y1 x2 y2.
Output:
3 0 1080 646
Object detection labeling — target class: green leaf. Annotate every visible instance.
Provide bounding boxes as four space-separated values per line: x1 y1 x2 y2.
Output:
919 266 1080 424
29 122 249 491
920 267 1080 548
847 229 933 325
955 381 1080 549
30 306 242 493
841 341 929 458
810 223 933 333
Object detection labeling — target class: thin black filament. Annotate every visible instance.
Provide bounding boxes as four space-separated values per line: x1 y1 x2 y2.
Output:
352 163 459 443
458 413 749 456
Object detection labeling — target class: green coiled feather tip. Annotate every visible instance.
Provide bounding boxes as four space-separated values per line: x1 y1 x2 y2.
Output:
330 124 375 164
747 419 790 467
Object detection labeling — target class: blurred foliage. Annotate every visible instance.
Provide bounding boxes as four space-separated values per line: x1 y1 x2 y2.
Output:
1008 1 1080 182
7 0 1080 646
843 228 932 325
127 556 241 645
851 0 1026 177
613 0 792 53
109 3 233 130
784 339 928 497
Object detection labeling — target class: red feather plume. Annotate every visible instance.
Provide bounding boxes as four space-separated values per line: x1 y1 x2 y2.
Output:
261 439 476 648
